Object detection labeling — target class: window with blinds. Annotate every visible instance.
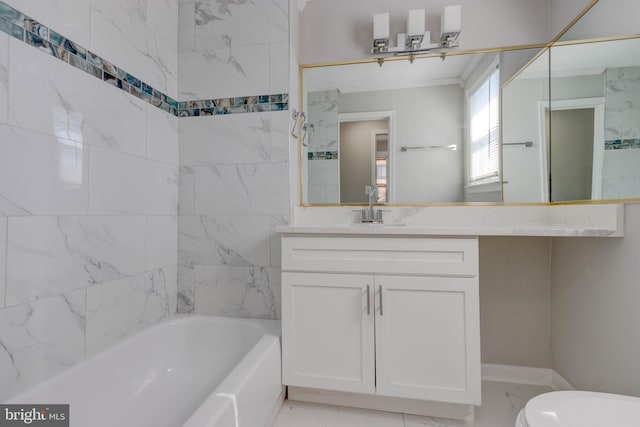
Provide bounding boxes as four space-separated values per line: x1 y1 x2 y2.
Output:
469 66 500 185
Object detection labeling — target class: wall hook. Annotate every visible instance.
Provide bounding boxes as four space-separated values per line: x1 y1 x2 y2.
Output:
302 123 315 147
291 109 306 138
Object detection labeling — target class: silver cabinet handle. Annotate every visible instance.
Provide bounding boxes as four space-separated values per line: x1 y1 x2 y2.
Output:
366 285 370 315
379 285 383 316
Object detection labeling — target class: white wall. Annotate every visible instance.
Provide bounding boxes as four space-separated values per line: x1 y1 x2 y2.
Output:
551 203 640 396
0 0 179 400
548 0 592 40
480 237 552 368
556 0 640 42
300 0 549 64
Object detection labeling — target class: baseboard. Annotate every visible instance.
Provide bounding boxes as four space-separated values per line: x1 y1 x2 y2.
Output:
288 386 474 421
482 363 574 390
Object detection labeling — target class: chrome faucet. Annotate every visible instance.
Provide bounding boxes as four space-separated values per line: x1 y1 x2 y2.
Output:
355 185 384 223
367 184 378 220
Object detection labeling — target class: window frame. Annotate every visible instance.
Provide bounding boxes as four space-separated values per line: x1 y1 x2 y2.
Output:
466 59 501 189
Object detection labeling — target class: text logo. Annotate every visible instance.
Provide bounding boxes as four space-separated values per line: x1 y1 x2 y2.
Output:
0 405 69 426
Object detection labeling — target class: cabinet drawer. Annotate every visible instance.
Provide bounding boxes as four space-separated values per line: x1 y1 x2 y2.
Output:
282 236 478 277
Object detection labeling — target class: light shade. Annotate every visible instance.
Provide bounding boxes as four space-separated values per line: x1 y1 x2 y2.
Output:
407 9 426 37
373 13 390 40
442 5 462 34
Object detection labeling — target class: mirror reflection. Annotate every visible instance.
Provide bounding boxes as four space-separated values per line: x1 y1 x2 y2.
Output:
501 48 551 203
550 37 640 201
502 36 640 202
301 0 640 206
302 52 504 204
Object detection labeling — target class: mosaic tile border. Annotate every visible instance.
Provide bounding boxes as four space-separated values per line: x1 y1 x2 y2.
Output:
178 93 289 117
0 1 288 118
308 151 339 160
605 139 640 150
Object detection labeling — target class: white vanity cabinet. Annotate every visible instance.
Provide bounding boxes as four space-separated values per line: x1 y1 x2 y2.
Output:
281 235 481 407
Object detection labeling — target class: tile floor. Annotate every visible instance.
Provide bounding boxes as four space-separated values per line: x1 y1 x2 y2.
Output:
273 381 552 427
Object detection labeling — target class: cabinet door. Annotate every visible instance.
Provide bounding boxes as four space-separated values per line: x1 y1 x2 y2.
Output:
374 275 481 405
282 272 375 394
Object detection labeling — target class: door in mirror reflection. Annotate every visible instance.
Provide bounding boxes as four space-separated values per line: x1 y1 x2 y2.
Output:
339 118 390 203
549 108 595 201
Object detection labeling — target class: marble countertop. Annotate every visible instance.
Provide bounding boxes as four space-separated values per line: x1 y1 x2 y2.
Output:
282 204 625 237
276 224 621 237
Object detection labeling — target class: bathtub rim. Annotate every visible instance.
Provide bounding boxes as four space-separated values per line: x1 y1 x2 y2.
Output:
5 315 282 404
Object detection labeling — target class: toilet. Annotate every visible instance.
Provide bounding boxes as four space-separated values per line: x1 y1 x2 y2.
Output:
516 391 640 427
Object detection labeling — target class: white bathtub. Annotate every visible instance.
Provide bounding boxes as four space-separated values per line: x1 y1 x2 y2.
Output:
5 315 284 427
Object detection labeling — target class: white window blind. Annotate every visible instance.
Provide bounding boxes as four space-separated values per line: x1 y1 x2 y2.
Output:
469 66 500 184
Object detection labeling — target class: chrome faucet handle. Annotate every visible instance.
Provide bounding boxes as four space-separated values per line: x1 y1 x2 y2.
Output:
352 208 367 223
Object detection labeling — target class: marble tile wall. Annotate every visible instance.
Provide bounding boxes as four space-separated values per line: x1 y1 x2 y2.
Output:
605 66 640 141
178 112 289 319
0 1 179 401
603 66 640 199
307 90 338 152
306 90 339 203
178 0 289 100
177 0 290 320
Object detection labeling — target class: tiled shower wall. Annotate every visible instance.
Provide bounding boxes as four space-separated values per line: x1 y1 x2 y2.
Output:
307 90 339 203
0 0 179 400
177 0 290 318
603 66 640 199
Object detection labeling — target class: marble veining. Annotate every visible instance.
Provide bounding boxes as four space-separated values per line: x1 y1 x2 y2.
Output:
180 110 289 165
0 0 182 403
90 0 178 96
0 123 90 216
178 215 271 267
1 0 91 47
192 0 288 49
85 265 177 357
179 44 271 100
290 204 624 238
145 216 178 272
606 66 640 140
177 264 195 314
0 290 86 401
307 90 339 152
146 103 180 165
5 216 146 306
194 163 290 217
88 147 178 216
193 265 280 319
178 0 288 101
9 39 149 158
